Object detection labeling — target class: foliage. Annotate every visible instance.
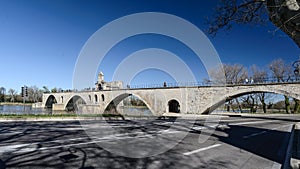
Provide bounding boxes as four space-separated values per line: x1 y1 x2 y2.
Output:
0 87 5 102
293 98 300 113
0 86 53 103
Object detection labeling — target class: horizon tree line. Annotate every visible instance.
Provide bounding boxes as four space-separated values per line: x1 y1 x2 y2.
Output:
0 86 63 103
206 58 300 114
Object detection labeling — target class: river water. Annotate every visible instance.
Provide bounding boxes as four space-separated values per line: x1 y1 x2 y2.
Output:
0 105 52 114
0 105 152 116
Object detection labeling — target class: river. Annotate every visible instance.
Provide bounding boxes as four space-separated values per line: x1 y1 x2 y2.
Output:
0 105 152 116
0 105 52 115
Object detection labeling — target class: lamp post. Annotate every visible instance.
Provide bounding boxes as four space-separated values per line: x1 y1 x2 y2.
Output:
293 56 300 80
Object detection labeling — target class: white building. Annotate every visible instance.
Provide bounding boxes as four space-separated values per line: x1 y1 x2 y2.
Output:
95 72 123 90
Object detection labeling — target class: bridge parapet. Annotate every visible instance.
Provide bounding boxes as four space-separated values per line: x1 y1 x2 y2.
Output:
42 82 300 115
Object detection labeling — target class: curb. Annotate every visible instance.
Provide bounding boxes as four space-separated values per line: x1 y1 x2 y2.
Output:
290 123 300 169
283 124 296 169
283 122 300 169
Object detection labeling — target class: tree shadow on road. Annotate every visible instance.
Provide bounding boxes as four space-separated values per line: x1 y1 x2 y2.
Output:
0 119 294 169
190 123 292 165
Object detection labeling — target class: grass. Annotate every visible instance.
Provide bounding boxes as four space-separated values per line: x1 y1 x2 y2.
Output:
0 113 76 118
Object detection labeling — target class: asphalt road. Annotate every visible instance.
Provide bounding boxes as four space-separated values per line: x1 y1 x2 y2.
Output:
0 115 299 169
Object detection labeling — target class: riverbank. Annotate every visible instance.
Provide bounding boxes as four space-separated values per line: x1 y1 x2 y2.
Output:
0 102 32 106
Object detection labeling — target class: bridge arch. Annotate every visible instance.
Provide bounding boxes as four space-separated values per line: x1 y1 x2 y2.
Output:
203 86 300 114
168 99 180 113
45 95 57 108
65 95 87 111
95 94 98 103
103 93 155 115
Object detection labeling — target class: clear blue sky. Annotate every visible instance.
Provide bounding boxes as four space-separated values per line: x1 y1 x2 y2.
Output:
0 0 299 92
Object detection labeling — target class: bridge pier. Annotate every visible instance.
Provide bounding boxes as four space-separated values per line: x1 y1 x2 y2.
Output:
77 105 103 114
52 104 65 111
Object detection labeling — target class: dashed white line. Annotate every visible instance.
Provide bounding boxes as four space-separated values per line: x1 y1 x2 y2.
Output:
183 144 222 156
243 131 267 139
243 124 292 139
230 120 275 126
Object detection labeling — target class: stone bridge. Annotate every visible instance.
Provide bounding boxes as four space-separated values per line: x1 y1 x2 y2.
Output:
42 82 300 116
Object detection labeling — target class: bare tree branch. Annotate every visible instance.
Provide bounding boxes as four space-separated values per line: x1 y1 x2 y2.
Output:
208 0 300 47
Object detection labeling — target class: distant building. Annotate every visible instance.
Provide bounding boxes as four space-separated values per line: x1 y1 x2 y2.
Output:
95 72 123 90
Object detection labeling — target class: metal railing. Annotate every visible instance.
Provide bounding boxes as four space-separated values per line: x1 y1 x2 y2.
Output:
126 76 300 89
49 75 300 93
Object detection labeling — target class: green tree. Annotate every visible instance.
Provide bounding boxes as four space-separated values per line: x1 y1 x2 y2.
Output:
42 86 50 93
51 87 57 93
0 87 6 102
294 98 300 113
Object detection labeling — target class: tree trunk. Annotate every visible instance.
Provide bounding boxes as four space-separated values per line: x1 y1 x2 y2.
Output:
261 93 267 113
262 102 267 113
293 98 300 114
235 98 243 113
228 100 235 112
284 95 291 114
249 95 256 113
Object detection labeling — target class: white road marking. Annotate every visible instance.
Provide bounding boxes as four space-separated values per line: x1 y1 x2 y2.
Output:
230 120 275 126
243 131 267 139
243 124 292 139
191 124 220 130
183 144 222 156
271 162 281 169
0 129 181 153
191 126 209 130
221 119 256 122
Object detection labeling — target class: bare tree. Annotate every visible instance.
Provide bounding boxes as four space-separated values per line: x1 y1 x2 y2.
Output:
8 89 17 102
250 65 270 113
242 94 260 113
209 63 248 84
251 64 268 83
269 58 293 82
28 86 43 103
208 0 300 47
269 59 293 113
208 63 248 112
